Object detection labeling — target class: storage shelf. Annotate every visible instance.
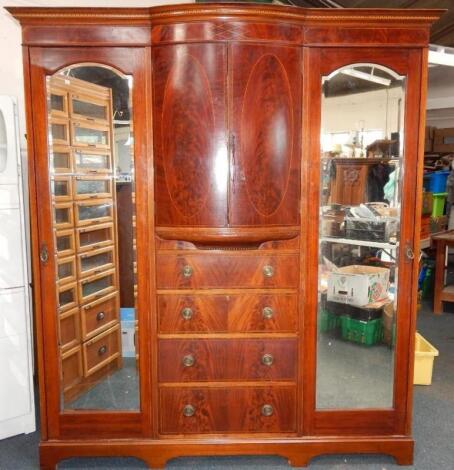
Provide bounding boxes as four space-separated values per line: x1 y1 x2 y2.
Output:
321 236 397 250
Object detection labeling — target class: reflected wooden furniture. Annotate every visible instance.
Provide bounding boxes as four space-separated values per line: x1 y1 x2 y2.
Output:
49 76 121 402
8 4 441 469
432 230 454 314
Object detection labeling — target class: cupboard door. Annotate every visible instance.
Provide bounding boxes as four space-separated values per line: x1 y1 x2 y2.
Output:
229 45 301 226
153 44 228 227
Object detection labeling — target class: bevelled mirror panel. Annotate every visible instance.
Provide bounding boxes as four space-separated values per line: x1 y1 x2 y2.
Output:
316 64 405 409
46 66 138 411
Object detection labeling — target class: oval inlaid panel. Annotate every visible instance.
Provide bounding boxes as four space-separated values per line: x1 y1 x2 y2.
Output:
162 54 215 218
240 54 293 217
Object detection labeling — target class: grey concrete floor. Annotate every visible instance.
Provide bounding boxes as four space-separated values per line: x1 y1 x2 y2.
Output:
0 302 453 469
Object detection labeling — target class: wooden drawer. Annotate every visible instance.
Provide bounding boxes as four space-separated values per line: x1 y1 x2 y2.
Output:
77 245 115 279
159 386 296 434
49 87 69 118
158 338 297 382
70 92 110 123
156 252 299 289
158 293 298 333
51 146 73 174
81 291 119 340
57 255 76 285
50 117 70 146
73 175 113 200
59 307 80 351
54 202 74 230
51 176 72 202
75 199 114 227
58 281 78 313
73 149 112 174
76 222 115 252
55 229 75 258
82 323 121 377
71 120 110 149
78 268 116 305
61 345 83 393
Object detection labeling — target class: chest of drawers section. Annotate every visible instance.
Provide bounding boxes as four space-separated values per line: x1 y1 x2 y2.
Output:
156 244 300 435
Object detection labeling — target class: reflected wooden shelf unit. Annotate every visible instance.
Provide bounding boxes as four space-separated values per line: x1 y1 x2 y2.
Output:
7 4 442 469
48 75 121 403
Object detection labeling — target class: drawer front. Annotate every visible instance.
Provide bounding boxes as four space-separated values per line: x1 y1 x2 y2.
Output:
51 176 73 202
78 269 116 305
61 345 83 392
77 245 115 279
158 339 297 382
57 255 76 285
76 223 115 252
55 229 75 257
51 146 73 174
50 117 70 146
72 121 110 149
83 323 121 377
59 307 80 351
54 202 74 230
73 176 113 200
75 199 113 227
73 149 112 174
70 93 110 123
160 386 296 434
58 281 78 313
156 253 299 289
81 292 119 340
158 294 298 333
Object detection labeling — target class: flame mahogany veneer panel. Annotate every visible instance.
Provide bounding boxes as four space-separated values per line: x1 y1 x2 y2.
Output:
229 43 302 226
159 386 297 434
158 338 297 382
153 43 228 227
158 293 298 333
156 252 299 289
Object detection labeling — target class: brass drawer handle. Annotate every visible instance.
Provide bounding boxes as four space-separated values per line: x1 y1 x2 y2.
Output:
261 353 274 366
98 345 107 356
181 307 193 320
261 404 274 417
182 354 195 367
262 306 274 319
183 404 195 417
96 311 105 321
263 265 274 278
182 265 193 278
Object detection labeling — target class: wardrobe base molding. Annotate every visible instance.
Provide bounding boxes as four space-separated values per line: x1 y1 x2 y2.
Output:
39 436 414 469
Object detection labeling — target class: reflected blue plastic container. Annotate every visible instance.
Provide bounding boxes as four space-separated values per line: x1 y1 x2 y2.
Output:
423 170 450 193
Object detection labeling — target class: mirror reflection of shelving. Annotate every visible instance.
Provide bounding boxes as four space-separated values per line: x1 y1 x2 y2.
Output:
317 65 405 410
47 66 138 411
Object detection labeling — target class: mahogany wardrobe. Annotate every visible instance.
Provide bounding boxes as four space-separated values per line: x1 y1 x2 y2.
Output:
7 3 441 469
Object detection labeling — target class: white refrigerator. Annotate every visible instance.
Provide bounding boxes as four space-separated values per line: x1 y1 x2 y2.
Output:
0 95 35 439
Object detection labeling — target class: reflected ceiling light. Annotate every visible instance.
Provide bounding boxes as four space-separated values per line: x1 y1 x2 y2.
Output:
429 44 454 67
341 68 391 87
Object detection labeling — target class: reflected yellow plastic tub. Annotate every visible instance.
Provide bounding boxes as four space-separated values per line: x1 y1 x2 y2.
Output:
414 332 439 385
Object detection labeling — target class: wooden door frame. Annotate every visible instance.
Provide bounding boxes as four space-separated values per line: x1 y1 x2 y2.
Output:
302 46 425 436
25 46 154 439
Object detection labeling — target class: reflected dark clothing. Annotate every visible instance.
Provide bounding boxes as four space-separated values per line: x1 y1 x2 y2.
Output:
368 163 392 202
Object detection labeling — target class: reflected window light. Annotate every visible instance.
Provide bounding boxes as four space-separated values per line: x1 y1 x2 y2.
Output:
214 146 228 192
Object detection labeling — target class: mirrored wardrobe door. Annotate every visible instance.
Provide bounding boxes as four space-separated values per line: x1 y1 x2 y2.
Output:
46 66 139 411
316 64 405 409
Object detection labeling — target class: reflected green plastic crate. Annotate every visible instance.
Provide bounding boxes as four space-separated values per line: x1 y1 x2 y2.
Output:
340 316 383 346
319 309 341 333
